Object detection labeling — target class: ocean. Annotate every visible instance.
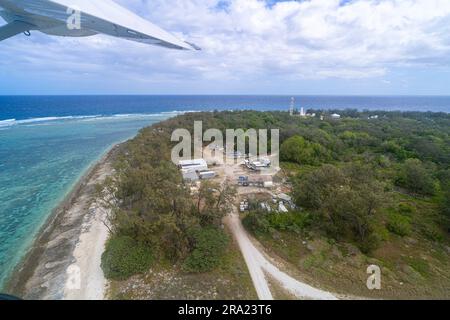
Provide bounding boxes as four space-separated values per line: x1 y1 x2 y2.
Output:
0 95 450 290
1 96 450 121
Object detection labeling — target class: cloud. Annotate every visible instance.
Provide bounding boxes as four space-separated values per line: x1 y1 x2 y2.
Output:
1 0 450 92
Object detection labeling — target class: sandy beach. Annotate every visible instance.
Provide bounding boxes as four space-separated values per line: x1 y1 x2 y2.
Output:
5 145 119 300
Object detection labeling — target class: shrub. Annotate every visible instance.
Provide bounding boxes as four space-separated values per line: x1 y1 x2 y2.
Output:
408 258 430 277
280 135 330 166
398 203 415 215
396 159 436 195
359 233 381 254
183 227 229 273
266 212 311 233
242 210 272 234
243 210 310 235
101 236 154 280
441 191 450 219
387 213 412 237
420 224 444 242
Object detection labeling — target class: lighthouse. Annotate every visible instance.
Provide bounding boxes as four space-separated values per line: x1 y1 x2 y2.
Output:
300 107 306 117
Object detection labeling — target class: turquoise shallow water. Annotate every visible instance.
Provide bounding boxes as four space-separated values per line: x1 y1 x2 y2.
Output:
0 114 170 289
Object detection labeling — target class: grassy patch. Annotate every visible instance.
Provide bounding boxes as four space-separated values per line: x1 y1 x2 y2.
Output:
183 227 229 273
101 236 154 281
407 258 430 277
387 212 412 237
243 210 311 235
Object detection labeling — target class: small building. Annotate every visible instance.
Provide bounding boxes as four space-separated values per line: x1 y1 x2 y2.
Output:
263 181 274 189
199 171 216 180
331 113 341 120
278 202 289 213
179 159 212 182
249 175 273 188
178 159 208 172
277 193 292 203
182 169 199 182
274 193 296 210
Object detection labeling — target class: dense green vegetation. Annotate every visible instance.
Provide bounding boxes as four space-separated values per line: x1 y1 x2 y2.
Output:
182 227 229 273
101 109 450 290
99 122 235 279
280 135 330 165
291 163 386 253
211 109 450 254
101 236 154 280
222 109 449 298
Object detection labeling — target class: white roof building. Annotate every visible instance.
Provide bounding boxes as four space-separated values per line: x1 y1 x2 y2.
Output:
277 193 292 203
182 170 199 182
331 114 341 119
179 159 209 181
199 171 216 180
178 159 208 172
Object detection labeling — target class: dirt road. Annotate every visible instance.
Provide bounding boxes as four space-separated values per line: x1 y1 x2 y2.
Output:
216 152 337 300
225 209 337 300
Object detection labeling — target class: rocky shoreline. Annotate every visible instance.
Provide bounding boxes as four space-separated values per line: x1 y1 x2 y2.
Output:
5 145 120 300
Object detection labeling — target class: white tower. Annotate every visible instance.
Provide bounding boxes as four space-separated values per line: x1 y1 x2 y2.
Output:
290 97 295 116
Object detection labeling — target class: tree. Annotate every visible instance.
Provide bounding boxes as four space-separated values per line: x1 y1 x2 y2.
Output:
439 170 450 219
183 227 229 273
397 159 436 195
292 163 386 252
293 164 346 209
196 181 236 226
280 135 330 166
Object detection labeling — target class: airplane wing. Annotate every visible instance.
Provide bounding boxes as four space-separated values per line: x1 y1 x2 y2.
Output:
0 20 36 41
48 0 199 50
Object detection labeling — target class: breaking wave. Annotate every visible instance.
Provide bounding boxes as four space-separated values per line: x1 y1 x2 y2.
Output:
0 112 189 129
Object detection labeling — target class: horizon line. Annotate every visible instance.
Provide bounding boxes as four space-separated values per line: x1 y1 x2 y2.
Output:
2 94 450 97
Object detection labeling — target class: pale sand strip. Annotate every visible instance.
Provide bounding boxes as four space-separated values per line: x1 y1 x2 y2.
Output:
6 146 118 300
63 169 112 300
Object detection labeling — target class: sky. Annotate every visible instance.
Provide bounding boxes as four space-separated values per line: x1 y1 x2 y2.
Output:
1 0 450 95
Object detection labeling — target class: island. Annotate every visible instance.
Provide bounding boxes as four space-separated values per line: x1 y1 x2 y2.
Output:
7 109 450 300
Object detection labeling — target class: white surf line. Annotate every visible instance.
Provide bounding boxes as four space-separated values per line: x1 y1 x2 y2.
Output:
225 210 337 300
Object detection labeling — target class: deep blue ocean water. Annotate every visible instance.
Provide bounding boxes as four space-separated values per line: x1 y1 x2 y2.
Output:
1 96 450 122
0 95 450 290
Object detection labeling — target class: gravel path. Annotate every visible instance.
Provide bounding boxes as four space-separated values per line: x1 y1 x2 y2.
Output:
225 209 337 300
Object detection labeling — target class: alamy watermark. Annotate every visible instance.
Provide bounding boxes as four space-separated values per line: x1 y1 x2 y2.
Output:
171 121 280 172
66 6 81 30
367 265 382 290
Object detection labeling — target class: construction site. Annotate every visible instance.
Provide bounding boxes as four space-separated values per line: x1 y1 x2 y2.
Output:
178 145 294 216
